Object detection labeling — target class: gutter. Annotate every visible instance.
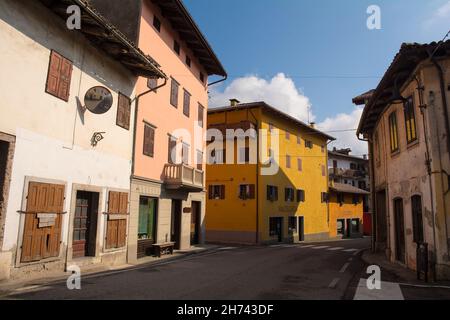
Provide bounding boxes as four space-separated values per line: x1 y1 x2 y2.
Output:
208 75 228 87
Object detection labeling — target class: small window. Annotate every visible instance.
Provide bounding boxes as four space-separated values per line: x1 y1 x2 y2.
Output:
239 184 255 200
337 219 345 236
286 155 291 168
267 185 278 201
168 135 177 164
285 188 295 202
116 93 131 130
143 123 155 157
198 103 205 128
199 72 205 83
183 89 191 117
170 78 179 108
174 40 180 55
153 16 161 32
147 77 158 92
305 140 313 149
45 50 73 101
389 111 399 153
186 56 191 68
182 142 189 165
404 96 417 143
209 185 225 200
297 158 302 171
351 219 360 234
337 193 345 206
196 150 203 171
296 189 305 202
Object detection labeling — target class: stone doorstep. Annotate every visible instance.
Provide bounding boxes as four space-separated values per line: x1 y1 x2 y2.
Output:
0 245 220 297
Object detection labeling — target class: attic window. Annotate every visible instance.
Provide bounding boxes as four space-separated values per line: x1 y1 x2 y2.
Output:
174 40 180 55
153 16 161 32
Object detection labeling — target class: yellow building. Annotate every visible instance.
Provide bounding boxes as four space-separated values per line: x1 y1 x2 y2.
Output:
206 101 335 244
328 182 369 239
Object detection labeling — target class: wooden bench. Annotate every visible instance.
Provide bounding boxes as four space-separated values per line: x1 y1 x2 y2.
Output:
152 242 175 258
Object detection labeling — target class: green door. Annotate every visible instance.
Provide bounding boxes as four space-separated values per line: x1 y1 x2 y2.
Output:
138 197 157 241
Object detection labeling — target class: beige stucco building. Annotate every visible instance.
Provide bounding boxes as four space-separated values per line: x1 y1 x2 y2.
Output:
356 41 450 280
0 0 165 280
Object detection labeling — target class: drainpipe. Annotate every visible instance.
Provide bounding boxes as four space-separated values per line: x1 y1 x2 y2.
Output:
130 77 168 176
358 134 377 252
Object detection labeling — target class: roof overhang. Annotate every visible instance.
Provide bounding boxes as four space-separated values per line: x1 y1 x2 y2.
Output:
356 40 450 136
40 0 167 79
151 0 227 77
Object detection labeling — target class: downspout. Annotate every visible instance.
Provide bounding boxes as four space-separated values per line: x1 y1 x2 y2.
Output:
248 109 259 244
358 134 377 252
131 77 168 176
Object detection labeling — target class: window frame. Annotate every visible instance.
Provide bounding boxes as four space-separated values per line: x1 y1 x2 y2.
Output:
170 78 179 108
143 122 156 158
403 96 418 144
183 89 191 117
388 111 400 153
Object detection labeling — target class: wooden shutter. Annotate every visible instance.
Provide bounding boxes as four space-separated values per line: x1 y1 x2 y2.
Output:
21 182 64 263
220 185 225 199
249 184 255 199
117 93 131 130
45 50 72 101
170 78 179 107
143 124 155 157
183 90 190 117
106 191 128 249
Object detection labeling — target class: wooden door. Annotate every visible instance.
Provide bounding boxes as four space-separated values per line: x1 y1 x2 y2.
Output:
190 202 200 245
72 191 98 258
394 198 406 263
105 191 128 249
171 200 181 249
21 182 64 263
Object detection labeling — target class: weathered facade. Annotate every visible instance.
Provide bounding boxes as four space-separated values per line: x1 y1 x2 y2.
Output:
356 41 450 280
0 0 165 280
206 101 335 244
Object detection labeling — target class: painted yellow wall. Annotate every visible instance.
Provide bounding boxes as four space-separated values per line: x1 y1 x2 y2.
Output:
328 192 364 238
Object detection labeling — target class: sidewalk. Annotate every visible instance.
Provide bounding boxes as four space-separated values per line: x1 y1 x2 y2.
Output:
0 244 221 298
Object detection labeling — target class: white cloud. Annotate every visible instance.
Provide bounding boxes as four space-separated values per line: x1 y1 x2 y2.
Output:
209 73 312 123
423 0 450 29
209 73 368 157
317 107 368 156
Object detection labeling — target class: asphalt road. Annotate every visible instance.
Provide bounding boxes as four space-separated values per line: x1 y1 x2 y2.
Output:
4 238 370 300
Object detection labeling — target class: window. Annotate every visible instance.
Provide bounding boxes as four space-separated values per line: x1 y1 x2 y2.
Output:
138 197 157 241
168 135 177 164
285 187 295 202
296 189 305 202
209 185 225 200
288 217 297 235
174 40 180 55
285 130 290 140
116 93 131 130
45 50 73 101
404 96 417 143
297 136 301 144
170 78 179 107
351 219 360 234
143 123 155 157
321 165 326 177
198 103 205 128
185 56 191 68
182 143 189 165
321 192 329 203
183 89 191 117
411 195 424 243
286 155 291 168
352 194 360 205
239 147 250 164
297 158 302 171
305 140 313 149
389 111 399 153
147 77 158 92
337 219 345 236
337 193 345 206
239 184 255 200
358 181 366 190
153 15 161 32
196 150 203 171
267 185 278 201
350 163 357 170
269 217 282 237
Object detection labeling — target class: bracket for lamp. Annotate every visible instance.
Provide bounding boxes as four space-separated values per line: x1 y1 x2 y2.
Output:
91 132 106 147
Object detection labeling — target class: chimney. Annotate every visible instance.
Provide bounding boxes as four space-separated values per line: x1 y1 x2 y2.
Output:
230 99 240 107
309 122 316 128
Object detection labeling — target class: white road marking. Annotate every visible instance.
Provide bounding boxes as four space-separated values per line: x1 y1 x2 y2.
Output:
328 278 340 289
311 245 330 250
269 245 283 248
327 247 345 251
339 262 350 273
354 279 404 300
343 248 358 253
299 245 316 248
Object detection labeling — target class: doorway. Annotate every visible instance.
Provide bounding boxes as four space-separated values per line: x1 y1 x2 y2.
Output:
269 217 283 242
337 219 345 237
137 196 157 258
72 191 99 259
190 201 201 245
171 199 182 249
394 198 406 263
298 217 305 242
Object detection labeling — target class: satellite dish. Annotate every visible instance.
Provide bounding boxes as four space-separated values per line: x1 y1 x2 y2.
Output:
84 86 113 114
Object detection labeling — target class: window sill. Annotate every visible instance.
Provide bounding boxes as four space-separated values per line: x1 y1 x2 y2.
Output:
406 139 419 150
390 150 401 158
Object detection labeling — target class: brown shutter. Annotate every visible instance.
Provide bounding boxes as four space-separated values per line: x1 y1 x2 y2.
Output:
143 124 155 157
58 57 72 101
220 185 225 199
249 184 255 199
117 93 131 130
106 191 128 249
46 50 72 101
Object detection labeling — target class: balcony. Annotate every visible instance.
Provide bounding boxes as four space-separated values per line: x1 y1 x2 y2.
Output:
163 164 204 191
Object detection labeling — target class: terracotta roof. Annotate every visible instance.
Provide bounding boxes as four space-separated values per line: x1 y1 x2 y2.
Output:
40 0 167 79
151 0 227 77
329 183 370 195
208 102 336 141
328 150 368 162
356 40 450 135
352 89 375 105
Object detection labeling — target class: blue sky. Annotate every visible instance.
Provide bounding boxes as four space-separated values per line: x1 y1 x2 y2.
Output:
184 0 450 154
